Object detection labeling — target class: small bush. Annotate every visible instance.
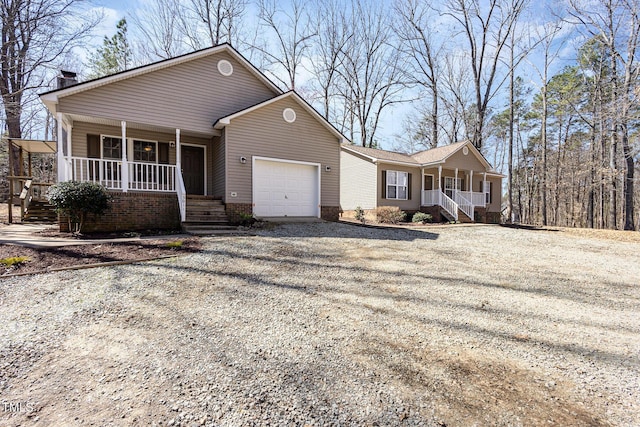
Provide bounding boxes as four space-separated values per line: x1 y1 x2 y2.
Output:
165 240 183 249
48 181 111 234
0 256 30 267
412 212 433 224
354 206 366 224
376 206 406 224
238 212 257 227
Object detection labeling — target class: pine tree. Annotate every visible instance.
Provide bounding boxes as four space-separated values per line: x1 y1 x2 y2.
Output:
87 18 132 79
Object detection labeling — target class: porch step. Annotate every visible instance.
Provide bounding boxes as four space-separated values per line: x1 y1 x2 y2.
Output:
184 196 229 225
458 209 474 223
23 201 57 223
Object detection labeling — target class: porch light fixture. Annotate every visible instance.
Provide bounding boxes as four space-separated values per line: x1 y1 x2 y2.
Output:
169 141 176 148
325 165 331 172
240 156 247 164
144 143 153 152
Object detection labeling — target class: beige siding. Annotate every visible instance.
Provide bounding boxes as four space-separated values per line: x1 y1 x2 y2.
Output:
376 164 422 211
487 176 503 212
58 51 278 135
340 150 377 210
443 149 489 171
212 132 226 199
225 97 340 207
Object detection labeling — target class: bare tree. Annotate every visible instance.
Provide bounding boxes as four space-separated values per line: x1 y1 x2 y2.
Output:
445 0 528 152
132 0 186 61
1 0 99 175
183 0 248 48
252 0 317 90
395 0 444 148
338 0 408 147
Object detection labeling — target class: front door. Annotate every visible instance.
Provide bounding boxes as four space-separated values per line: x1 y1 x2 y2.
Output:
181 145 205 195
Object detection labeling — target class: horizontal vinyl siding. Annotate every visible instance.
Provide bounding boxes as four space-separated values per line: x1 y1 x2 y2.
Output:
225 97 340 207
340 150 376 210
58 52 278 135
377 164 421 211
443 149 488 171
212 132 225 199
487 176 503 212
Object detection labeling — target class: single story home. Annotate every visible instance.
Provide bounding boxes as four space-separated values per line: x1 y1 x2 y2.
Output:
340 141 504 223
39 43 345 232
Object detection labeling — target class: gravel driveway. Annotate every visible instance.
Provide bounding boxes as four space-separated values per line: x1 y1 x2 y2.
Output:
1 222 638 426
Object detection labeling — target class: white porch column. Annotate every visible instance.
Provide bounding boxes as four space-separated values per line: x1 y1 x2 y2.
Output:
56 113 65 182
420 168 424 205
438 165 442 190
175 129 181 170
66 122 73 181
454 168 458 192
483 172 487 205
470 170 474 192
121 121 128 192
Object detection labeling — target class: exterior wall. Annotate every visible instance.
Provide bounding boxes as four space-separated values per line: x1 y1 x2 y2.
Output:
58 51 278 135
225 96 340 212
442 148 489 171
487 176 502 213
376 163 422 211
212 132 225 199
226 202 252 224
60 191 180 232
340 150 377 210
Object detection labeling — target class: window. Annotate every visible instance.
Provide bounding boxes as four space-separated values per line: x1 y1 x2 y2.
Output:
484 181 491 204
133 140 157 163
444 177 464 198
102 136 122 159
386 171 408 200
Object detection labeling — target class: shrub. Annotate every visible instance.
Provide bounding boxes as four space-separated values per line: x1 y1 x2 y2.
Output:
412 212 433 224
0 256 30 267
238 212 257 227
354 206 366 224
47 181 111 234
376 206 406 224
165 240 183 249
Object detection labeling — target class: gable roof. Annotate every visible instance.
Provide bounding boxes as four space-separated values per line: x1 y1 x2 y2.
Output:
40 43 282 112
341 144 419 166
341 140 499 172
213 91 348 143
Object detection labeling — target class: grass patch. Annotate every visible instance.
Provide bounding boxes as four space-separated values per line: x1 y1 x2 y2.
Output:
0 256 31 267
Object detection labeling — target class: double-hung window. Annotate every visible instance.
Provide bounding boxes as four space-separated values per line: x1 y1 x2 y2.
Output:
386 171 408 200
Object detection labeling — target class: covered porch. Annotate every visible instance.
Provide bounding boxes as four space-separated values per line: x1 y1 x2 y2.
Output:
420 165 490 222
55 113 221 224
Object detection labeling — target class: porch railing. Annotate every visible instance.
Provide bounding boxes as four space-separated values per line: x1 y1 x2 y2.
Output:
453 190 474 221
69 157 176 192
456 190 486 207
176 169 187 222
422 189 458 221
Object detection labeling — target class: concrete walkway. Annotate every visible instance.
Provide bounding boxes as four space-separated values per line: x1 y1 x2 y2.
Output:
0 224 191 249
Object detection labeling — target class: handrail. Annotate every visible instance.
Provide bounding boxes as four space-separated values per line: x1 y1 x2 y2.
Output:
454 190 474 221
439 191 459 221
457 190 486 207
175 169 187 222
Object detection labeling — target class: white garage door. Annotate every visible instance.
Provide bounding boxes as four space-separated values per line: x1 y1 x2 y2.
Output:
253 159 319 217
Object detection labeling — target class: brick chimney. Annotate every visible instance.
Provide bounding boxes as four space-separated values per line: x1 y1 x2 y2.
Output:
57 70 78 89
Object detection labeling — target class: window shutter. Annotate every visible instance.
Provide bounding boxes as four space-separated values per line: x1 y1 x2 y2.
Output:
407 173 412 200
158 142 170 164
87 134 100 158
489 181 493 204
382 170 387 199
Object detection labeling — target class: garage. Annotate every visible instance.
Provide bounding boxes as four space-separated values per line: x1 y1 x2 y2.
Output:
253 158 320 217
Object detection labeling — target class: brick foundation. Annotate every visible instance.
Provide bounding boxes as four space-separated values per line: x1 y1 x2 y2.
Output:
419 206 444 223
59 191 180 233
226 203 253 224
321 206 340 222
473 207 502 224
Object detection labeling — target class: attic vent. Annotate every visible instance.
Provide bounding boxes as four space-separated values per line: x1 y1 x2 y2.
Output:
217 60 233 76
283 108 296 123
463 146 469 155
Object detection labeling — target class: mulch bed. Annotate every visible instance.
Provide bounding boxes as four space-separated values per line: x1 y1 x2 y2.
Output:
0 237 201 277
